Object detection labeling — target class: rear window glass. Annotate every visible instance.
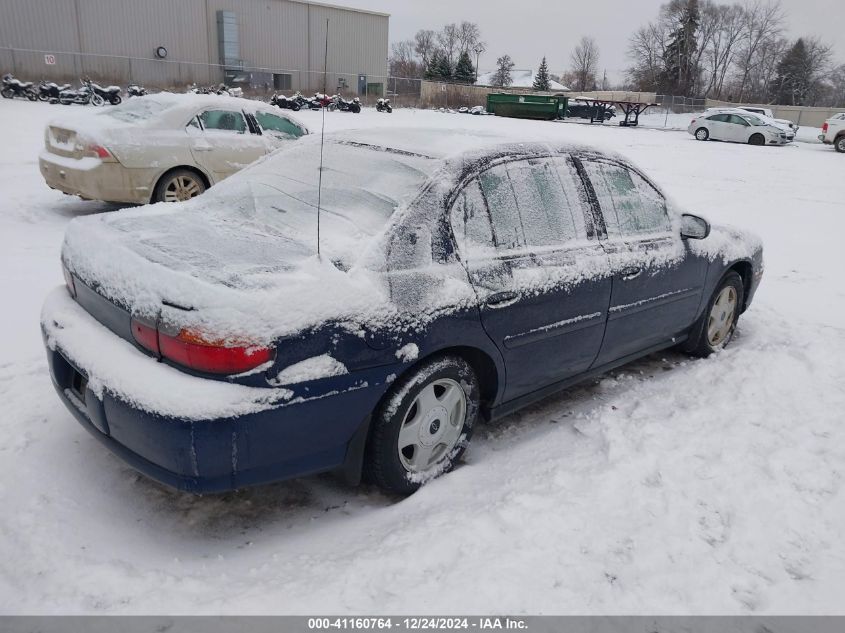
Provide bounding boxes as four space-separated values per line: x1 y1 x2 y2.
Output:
99 98 171 123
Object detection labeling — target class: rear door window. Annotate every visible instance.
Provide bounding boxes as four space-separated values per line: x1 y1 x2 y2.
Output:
198 110 247 134
254 111 305 139
581 161 671 238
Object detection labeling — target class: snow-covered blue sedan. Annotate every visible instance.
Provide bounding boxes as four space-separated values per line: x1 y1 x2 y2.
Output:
42 129 764 495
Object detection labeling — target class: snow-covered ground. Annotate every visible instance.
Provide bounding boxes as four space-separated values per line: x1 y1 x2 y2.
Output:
1 100 844 615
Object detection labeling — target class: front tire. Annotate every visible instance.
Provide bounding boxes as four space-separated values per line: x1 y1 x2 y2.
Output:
835 135 845 153
153 169 207 203
749 133 765 146
694 127 709 141
90 94 104 107
0 88 14 99
685 272 745 357
364 356 480 495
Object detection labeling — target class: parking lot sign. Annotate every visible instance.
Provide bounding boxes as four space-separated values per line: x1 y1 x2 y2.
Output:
44 54 56 65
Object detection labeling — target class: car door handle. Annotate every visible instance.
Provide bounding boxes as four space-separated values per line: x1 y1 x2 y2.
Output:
485 290 519 308
621 267 642 280
193 144 213 151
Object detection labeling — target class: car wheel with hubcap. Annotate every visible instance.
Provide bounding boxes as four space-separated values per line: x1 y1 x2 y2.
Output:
749 133 765 146
685 271 745 357
365 356 479 495
835 136 845 153
695 127 709 141
153 169 207 203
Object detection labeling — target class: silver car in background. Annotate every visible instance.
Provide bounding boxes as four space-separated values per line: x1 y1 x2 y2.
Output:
39 93 308 205
688 108 794 146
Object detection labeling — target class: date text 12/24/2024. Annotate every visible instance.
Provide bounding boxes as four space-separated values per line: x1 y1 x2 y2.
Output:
308 618 528 630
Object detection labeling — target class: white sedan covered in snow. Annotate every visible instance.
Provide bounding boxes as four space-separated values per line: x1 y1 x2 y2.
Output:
688 109 793 146
39 93 308 205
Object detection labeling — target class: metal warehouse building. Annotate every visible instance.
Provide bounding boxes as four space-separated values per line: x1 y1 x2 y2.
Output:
0 0 389 96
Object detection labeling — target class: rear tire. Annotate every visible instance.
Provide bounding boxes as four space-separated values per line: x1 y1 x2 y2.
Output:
835 135 845 153
749 133 765 146
364 356 479 495
153 169 207 203
694 127 709 141
110 95 122 105
685 271 745 358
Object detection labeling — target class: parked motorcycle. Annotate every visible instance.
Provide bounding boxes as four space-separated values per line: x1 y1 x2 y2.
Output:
376 98 392 113
309 93 334 110
1 74 37 101
127 84 147 98
56 80 104 106
36 80 71 102
87 79 122 105
270 93 301 111
332 95 361 113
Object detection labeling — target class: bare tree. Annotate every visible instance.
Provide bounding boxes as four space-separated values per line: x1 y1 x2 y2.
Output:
627 22 670 91
390 40 423 79
701 3 745 97
734 0 785 101
414 30 437 68
438 23 460 66
456 21 481 56
492 55 515 87
570 37 600 92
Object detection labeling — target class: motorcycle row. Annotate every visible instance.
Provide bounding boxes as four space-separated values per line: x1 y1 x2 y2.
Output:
269 92 394 114
2 73 147 106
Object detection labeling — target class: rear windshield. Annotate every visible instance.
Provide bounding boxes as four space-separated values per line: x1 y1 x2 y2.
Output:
196 139 435 265
99 98 172 123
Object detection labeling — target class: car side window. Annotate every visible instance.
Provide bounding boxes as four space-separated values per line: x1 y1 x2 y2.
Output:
504 158 583 247
478 163 524 251
254 111 305 139
582 161 671 238
199 110 247 134
186 116 200 130
449 179 495 258
707 114 727 122
729 114 750 126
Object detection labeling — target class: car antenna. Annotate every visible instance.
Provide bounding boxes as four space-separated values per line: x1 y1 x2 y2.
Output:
316 18 329 259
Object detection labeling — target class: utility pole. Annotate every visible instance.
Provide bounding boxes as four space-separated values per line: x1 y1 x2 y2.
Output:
473 42 486 83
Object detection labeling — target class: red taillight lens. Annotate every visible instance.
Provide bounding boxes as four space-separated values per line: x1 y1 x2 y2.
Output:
158 328 273 375
691 119 696 125
130 317 159 355
822 123 828 133
130 319 273 374
85 143 115 161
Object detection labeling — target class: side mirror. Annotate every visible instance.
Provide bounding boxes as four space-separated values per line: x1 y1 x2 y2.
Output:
680 214 710 240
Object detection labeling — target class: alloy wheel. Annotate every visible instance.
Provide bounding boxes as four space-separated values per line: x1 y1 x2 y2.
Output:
163 175 203 202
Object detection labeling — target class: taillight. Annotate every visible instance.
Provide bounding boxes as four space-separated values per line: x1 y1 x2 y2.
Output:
87 143 114 160
822 123 828 133
691 119 696 125
130 317 159 355
159 329 273 374
62 263 76 298
131 319 273 375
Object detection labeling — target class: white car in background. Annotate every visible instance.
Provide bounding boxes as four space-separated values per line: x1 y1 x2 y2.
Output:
735 106 799 134
39 93 308 205
688 109 793 146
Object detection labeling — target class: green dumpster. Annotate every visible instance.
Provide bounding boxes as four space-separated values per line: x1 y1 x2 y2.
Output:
486 93 568 121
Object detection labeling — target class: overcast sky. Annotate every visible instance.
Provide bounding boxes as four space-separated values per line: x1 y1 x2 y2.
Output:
326 0 842 82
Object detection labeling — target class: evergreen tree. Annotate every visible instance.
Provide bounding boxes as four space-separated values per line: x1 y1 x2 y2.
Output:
493 54 515 87
772 39 810 105
533 56 551 91
436 50 454 81
454 50 476 84
425 50 447 80
660 0 700 95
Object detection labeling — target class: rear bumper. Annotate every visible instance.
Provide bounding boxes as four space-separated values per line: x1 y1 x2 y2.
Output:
39 151 152 205
41 288 390 493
